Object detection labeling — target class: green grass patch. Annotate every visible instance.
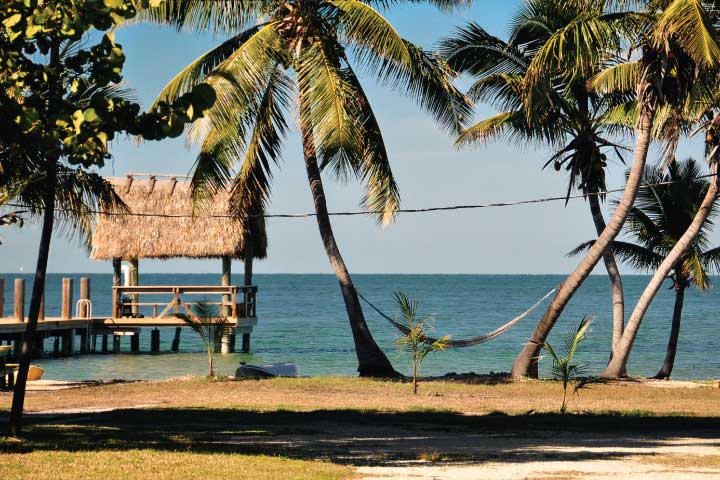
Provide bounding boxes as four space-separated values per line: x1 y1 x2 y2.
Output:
0 449 351 480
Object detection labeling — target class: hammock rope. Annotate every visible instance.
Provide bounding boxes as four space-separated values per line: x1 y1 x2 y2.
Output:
357 287 558 348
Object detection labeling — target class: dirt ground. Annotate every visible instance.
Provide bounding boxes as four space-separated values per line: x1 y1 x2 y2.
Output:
2 377 719 479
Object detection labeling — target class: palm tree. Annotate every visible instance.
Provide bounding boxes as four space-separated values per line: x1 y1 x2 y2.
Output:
572 159 719 378
138 0 471 377
3 49 128 434
440 0 629 368
510 0 720 378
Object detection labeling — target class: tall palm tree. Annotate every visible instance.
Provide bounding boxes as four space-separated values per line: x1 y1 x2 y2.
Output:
138 0 471 377
510 0 720 378
571 158 720 378
440 0 629 368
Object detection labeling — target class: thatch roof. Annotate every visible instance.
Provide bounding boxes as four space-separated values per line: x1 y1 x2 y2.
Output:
90 176 267 261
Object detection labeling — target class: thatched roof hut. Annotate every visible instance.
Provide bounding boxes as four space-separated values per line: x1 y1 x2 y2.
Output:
90 175 267 261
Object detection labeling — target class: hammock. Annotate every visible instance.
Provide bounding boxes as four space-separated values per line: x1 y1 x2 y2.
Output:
357 287 557 348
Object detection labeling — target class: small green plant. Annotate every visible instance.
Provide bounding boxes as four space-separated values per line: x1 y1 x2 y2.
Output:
393 292 449 394
175 302 230 377
542 316 596 413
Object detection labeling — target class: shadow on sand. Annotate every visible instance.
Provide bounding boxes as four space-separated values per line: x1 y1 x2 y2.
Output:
2 408 719 465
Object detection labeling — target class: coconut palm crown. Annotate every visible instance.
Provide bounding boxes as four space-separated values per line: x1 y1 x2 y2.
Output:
137 0 472 377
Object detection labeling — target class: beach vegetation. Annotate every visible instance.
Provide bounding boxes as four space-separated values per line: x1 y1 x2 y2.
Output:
174 302 231 377
393 292 449 394
541 317 596 413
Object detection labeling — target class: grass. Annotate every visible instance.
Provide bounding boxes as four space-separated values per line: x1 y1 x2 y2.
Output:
0 376 718 479
2 376 718 416
0 450 351 480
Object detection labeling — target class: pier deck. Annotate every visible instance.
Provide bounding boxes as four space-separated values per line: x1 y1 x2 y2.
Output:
0 315 258 334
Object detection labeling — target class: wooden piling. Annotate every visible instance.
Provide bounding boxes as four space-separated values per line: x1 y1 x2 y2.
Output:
61 278 73 320
130 332 140 353
13 278 24 322
33 333 45 358
112 334 121 353
151 329 160 352
0 278 4 318
80 330 88 354
61 330 74 356
79 277 91 318
14 334 23 357
53 336 60 356
171 327 181 352
242 333 250 353
101 335 108 353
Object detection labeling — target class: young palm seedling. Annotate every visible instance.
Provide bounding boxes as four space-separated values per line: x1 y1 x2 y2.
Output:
542 317 596 413
394 292 449 394
174 302 231 377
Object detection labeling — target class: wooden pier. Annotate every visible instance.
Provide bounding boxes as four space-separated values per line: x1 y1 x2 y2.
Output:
0 277 258 362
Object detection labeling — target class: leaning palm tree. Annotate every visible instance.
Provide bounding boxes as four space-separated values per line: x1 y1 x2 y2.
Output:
510 0 720 378
440 0 629 369
572 159 719 378
138 0 471 377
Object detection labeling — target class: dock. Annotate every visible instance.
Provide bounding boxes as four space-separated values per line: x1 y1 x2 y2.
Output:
0 277 258 359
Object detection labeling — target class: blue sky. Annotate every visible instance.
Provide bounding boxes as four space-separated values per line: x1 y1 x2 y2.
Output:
0 0 711 274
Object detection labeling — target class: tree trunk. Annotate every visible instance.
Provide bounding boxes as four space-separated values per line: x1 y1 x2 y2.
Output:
511 86 657 379
588 194 626 373
299 95 397 378
601 163 718 378
654 283 685 379
8 42 60 436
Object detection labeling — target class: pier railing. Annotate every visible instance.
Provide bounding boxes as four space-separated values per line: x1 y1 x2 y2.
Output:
111 285 257 320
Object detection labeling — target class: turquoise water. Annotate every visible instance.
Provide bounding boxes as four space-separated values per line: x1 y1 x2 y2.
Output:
6 273 720 380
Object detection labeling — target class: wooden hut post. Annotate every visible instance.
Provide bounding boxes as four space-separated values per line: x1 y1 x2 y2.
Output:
61 278 73 320
109 259 121 353
13 278 24 322
129 258 139 316
221 256 235 353
222 256 232 316
0 278 4 318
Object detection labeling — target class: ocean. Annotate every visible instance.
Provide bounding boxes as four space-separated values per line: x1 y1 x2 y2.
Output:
5 273 719 381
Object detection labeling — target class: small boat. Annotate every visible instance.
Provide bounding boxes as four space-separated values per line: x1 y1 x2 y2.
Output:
235 362 298 379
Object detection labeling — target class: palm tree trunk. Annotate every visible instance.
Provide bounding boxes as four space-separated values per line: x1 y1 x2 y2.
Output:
511 88 657 379
601 163 718 378
588 193 625 367
653 283 685 379
8 43 60 436
299 99 397 378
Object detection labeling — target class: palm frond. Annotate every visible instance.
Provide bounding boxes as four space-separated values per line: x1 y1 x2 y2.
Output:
655 0 720 67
